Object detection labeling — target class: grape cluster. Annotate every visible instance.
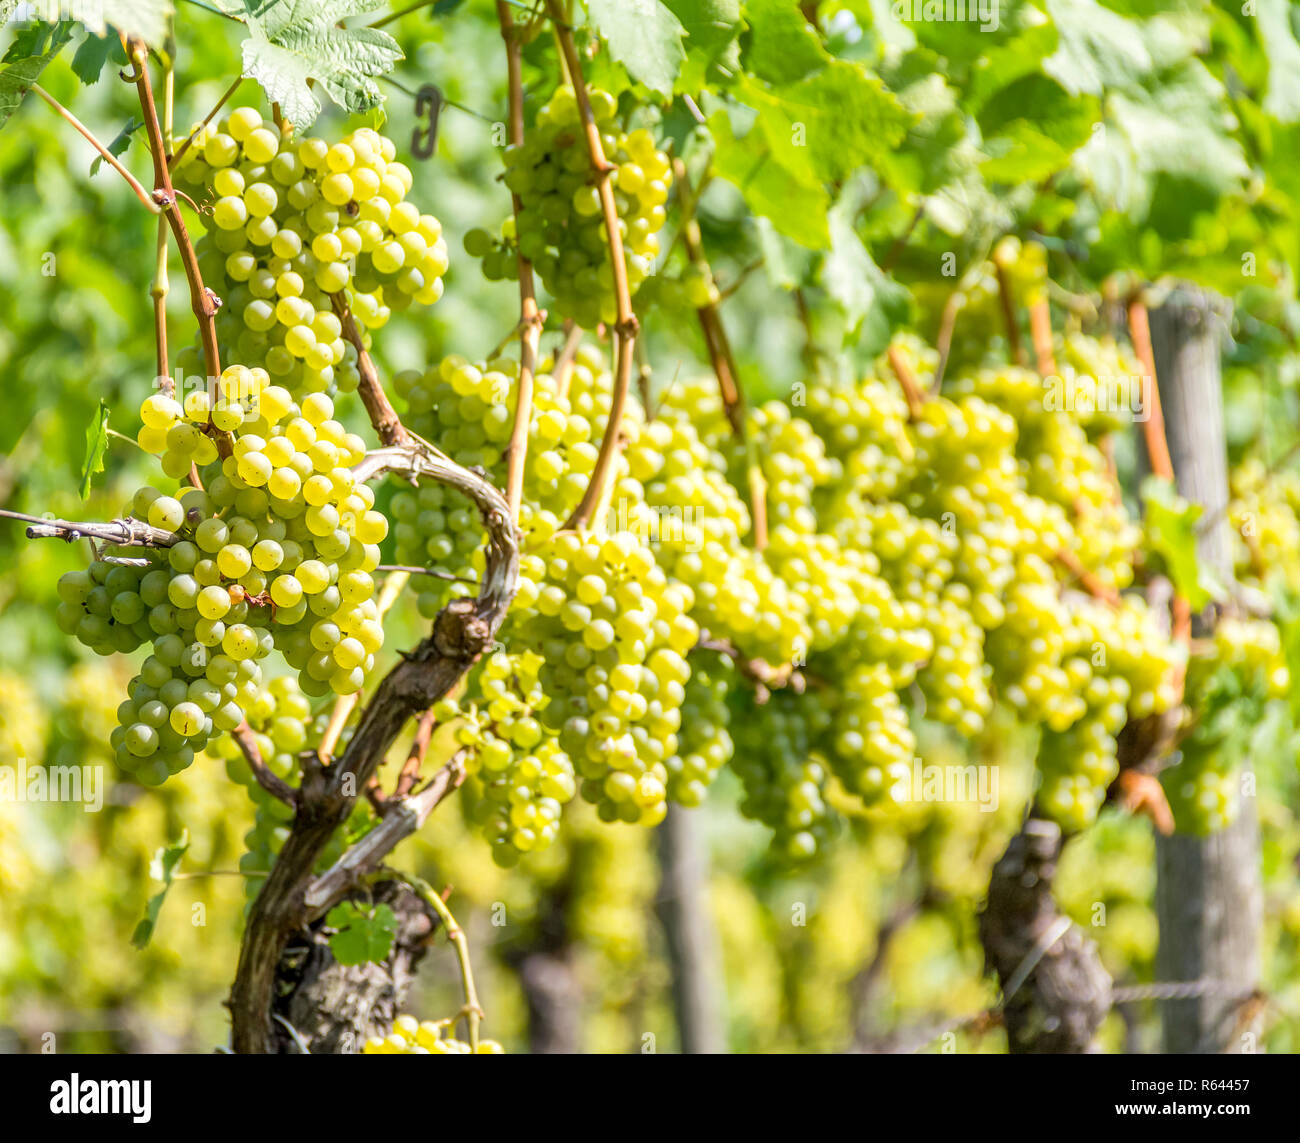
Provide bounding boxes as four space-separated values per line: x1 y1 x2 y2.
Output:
363 1014 503 1054
175 108 448 394
443 651 577 865
57 368 389 785
731 690 837 862
468 85 671 328
665 659 734 808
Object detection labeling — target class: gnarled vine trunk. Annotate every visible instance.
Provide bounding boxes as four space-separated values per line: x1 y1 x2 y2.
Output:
979 818 1111 1052
268 879 438 1054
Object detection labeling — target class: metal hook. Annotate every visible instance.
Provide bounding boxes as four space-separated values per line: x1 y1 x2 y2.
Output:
411 84 443 161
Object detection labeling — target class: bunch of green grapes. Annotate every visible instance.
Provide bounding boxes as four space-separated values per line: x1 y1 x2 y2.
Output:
441 650 577 865
57 372 387 784
175 108 448 394
363 1014 503 1054
389 350 605 618
730 688 838 860
470 85 670 328
1229 459 1300 592
665 656 734 807
517 530 697 830
1164 617 1289 834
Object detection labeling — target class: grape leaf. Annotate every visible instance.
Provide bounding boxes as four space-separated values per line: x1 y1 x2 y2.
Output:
820 189 909 349
663 0 741 89
131 831 190 949
1042 0 1153 96
221 0 403 129
1256 0 1300 124
1141 476 1221 610
79 398 109 499
587 0 685 97
26 1 172 46
742 0 827 85
0 18 72 130
743 62 913 187
708 109 830 249
326 901 398 966
70 32 128 85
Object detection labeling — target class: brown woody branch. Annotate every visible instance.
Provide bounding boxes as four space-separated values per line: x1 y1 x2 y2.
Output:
302 752 467 917
330 293 409 448
2 509 179 548
125 39 232 460
497 1 544 523
232 722 298 806
229 444 518 1053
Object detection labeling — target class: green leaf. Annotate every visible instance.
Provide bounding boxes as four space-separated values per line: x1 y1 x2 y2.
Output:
742 0 827 85
977 75 1098 184
743 61 913 187
70 32 127 85
1256 0 1300 124
326 901 398 966
708 109 830 248
0 19 73 131
588 0 686 97
966 20 1059 112
663 0 741 89
1042 0 1153 96
26 1 173 46
820 191 908 343
223 0 403 129
79 399 110 499
131 831 190 949
1141 476 1220 610
89 116 141 176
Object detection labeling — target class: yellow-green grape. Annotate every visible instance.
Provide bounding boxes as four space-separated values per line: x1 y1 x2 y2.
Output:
176 109 446 399
362 1014 504 1054
730 689 837 861
665 661 734 807
493 85 670 328
451 651 577 866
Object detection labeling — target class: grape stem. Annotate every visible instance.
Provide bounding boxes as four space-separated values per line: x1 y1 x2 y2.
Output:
28 83 163 214
403 874 483 1050
497 0 544 525
992 242 1027 367
551 320 584 397
1128 294 1192 673
1052 549 1120 607
694 633 804 703
169 75 243 169
886 345 926 420
395 707 439 799
329 294 410 448
670 156 769 550
1029 295 1057 377
123 38 233 461
548 0 639 532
